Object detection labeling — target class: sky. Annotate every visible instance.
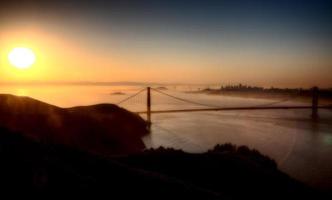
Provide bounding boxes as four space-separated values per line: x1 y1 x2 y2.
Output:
0 0 332 88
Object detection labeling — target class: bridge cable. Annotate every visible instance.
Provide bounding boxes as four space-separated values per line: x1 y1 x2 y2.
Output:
117 88 146 105
152 88 221 108
254 97 296 107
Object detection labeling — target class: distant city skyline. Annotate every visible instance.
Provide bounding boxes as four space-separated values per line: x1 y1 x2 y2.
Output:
1 0 331 88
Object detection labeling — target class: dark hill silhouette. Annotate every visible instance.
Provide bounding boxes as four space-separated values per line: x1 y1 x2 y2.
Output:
0 127 322 199
0 94 327 198
0 94 148 155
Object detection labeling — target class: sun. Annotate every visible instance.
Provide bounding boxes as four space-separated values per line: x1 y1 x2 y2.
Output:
8 47 36 69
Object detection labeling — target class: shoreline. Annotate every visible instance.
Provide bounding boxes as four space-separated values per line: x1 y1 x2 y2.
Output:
187 90 332 105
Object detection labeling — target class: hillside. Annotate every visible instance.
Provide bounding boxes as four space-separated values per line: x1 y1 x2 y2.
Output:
0 127 321 199
0 94 326 199
0 94 148 155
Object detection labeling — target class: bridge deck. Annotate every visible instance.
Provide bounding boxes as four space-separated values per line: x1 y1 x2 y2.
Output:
136 105 332 114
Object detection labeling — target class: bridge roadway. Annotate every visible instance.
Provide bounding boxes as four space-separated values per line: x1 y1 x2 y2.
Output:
136 105 332 114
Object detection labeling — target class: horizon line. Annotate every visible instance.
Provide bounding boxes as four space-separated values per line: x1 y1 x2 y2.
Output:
0 81 331 89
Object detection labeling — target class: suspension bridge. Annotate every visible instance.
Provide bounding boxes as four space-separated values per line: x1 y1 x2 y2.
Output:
116 87 332 127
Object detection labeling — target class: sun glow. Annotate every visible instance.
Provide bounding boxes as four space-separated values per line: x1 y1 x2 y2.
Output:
8 47 36 69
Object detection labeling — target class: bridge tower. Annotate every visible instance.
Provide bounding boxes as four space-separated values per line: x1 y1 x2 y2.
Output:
311 86 319 120
147 87 152 129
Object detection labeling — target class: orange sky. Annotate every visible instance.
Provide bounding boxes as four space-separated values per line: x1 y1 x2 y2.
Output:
1 24 331 88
